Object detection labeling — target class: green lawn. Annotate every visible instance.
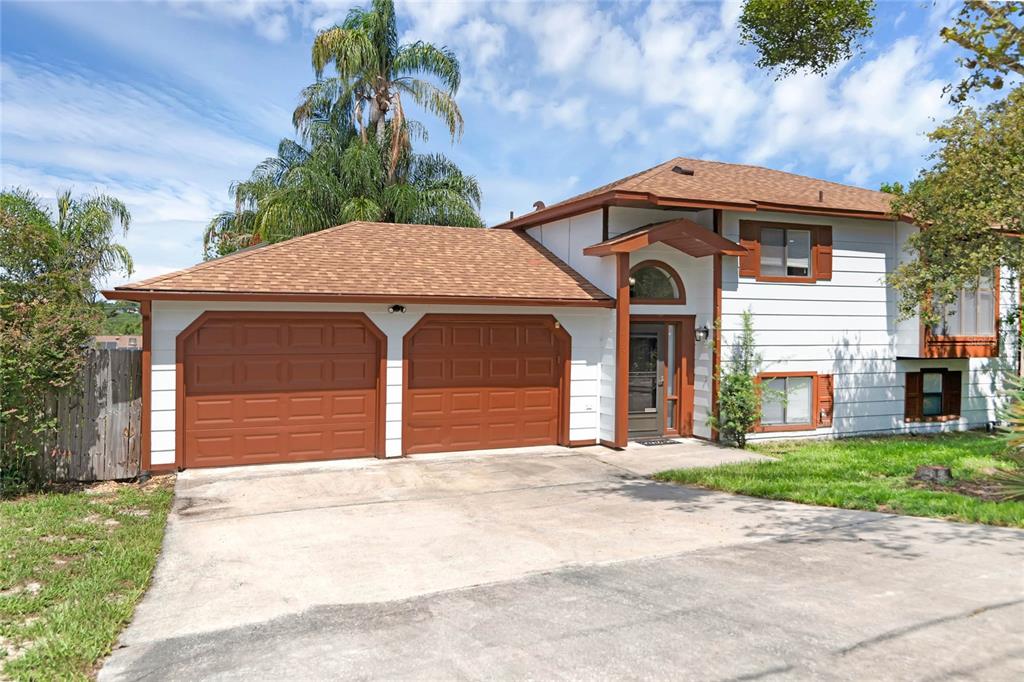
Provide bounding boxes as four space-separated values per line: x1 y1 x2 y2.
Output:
656 431 1024 528
0 478 174 680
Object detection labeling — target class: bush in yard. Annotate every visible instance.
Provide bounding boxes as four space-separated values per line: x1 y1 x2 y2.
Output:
710 310 765 448
997 373 1024 500
0 189 131 493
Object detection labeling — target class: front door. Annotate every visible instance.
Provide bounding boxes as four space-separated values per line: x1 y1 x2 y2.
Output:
628 324 666 438
627 319 695 439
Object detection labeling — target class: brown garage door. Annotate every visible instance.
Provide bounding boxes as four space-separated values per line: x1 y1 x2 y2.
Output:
181 313 382 468
404 316 568 455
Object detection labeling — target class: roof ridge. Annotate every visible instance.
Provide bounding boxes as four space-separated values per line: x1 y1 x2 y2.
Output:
118 222 362 290
670 156 891 196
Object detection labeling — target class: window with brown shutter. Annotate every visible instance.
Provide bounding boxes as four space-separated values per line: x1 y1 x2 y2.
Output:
738 221 832 282
755 371 833 432
904 369 962 422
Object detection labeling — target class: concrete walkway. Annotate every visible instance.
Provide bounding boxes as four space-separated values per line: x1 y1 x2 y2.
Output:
101 442 1024 681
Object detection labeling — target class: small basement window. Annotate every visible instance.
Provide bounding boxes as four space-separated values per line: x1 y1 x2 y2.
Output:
905 369 962 422
629 260 685 304
760 375 813 427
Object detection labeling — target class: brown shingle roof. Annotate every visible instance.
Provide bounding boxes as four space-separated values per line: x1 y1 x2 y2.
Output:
499 157 895 228
111 222 611 304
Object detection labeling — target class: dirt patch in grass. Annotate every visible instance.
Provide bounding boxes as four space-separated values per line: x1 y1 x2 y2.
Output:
1 475 175 680
910 477 1008 502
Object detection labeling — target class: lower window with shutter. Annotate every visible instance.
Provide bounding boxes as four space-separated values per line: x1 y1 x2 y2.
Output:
756 372 834 432
904 369 962 422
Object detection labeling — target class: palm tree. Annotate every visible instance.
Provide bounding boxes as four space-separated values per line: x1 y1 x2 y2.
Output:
204 125 482 258
293 0 463 180
0 188 132 296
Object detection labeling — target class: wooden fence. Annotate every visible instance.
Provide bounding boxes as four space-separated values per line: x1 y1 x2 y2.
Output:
41 348 143 482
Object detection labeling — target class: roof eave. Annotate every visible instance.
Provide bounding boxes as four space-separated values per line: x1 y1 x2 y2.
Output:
101 289 615 308
495 191 757 230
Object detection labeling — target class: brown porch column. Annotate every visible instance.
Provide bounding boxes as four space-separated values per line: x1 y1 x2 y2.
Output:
613 252 630 447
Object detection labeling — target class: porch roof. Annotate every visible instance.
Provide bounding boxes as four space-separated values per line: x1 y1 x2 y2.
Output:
582 218 748 258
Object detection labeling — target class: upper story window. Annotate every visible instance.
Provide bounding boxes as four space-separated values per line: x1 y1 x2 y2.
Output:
629 260 686 304
761 227 811 277
931 273 997 338
738 221 832 282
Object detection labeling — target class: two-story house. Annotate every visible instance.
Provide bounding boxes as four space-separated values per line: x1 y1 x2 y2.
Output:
105 158 1021 472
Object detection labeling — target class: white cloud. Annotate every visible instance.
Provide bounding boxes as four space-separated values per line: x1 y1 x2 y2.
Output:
167 0 294 42
1 56 274 283
543 97 588 130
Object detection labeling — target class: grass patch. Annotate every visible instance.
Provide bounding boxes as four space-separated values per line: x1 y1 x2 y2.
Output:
656 431 1024 527
0 477 174 680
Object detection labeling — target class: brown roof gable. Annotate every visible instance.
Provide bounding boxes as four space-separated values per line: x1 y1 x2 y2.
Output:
499 157 895 229
108 222 611 306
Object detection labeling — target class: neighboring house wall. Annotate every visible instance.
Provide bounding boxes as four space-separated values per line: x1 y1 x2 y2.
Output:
148 301 612 466
718 210 1019 440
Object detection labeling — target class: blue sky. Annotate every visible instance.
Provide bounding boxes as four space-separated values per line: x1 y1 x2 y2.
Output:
2 0 968 287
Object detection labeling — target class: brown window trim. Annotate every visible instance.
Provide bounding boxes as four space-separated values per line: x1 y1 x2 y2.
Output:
921 270 1000 358
629 259 686 304
738 220 833 283
904 368 962 423
754 371 832 433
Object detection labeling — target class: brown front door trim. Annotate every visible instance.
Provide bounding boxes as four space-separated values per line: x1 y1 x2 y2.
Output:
401 313 572 455
174 311 387 469
629 315 697 438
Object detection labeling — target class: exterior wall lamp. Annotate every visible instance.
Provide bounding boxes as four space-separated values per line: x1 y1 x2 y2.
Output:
695 324 710 342
387 304 406 314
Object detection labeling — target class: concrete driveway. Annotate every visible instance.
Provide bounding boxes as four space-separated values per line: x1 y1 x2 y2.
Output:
101 442 1024 681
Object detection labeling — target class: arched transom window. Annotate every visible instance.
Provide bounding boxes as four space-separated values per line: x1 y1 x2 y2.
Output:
629 260 685 304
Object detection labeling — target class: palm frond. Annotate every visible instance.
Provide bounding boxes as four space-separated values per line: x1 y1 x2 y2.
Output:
394 78 464 140
394 41 461 93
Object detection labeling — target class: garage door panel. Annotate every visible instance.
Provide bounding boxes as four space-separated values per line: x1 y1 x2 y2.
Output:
287 323 327 349
451 326 484 348
239 358 283 387
190 358 235 391
189 323 235 354
404 317 565 455
189 397 236 427
488 357 520 380
183 315 380 467
523 388 557 410
450 392 483 413
240 323 285 352
486 390 518 411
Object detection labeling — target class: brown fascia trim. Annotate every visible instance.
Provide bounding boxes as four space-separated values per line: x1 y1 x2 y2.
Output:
101 289 615 308
753 201 897 222
496 191 901 230
495 191 757 230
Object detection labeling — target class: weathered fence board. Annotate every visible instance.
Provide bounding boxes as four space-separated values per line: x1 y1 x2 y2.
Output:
42 349 142 482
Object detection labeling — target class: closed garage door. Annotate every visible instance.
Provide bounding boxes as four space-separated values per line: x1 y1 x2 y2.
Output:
181 313 382 468
404 316 568 455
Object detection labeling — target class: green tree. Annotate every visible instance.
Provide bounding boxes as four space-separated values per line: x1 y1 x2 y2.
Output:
710 311 766 448
0 189 132 490
295 0 463 180
739 0 875 77
206 0 481 258
204 129 482 257
887 86 1024 325
942 1 1024 103
996 373 1024 501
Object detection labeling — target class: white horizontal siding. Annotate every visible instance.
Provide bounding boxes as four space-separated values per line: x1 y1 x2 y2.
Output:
720 210 1015 441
